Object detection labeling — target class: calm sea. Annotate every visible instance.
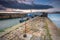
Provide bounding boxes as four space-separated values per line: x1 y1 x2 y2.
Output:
48 14 60 28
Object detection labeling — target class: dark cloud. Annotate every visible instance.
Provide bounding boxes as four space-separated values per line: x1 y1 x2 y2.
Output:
34 0 60 8
50 0 60 8
0 5 6 10
0 0 53 10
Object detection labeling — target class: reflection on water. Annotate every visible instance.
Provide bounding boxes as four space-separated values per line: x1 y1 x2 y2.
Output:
48 14 60 28
0 18 20 29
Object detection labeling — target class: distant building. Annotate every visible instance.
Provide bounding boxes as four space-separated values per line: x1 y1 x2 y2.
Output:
0 13 26 19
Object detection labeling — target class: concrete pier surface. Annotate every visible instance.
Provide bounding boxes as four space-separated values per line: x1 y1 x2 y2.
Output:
0 16 60 40
46 18 60 40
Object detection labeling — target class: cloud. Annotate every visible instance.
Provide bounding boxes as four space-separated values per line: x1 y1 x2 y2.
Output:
0 5 6 10
45 8 60 12
0 0 53 10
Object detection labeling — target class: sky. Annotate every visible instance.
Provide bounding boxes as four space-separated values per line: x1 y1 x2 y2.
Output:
18 0 60 8
0 0 60 8
0 0 60 12
19 0 60 8
33 0 60 8
33 0 60 12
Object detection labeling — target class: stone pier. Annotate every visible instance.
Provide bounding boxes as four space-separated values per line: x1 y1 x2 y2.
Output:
0 16 60 40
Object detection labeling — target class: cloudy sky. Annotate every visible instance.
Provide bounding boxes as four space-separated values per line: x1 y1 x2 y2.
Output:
0 0 60 8
0 0 60 12
18 0 60 8
32 0 60 12
34 0 60 8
